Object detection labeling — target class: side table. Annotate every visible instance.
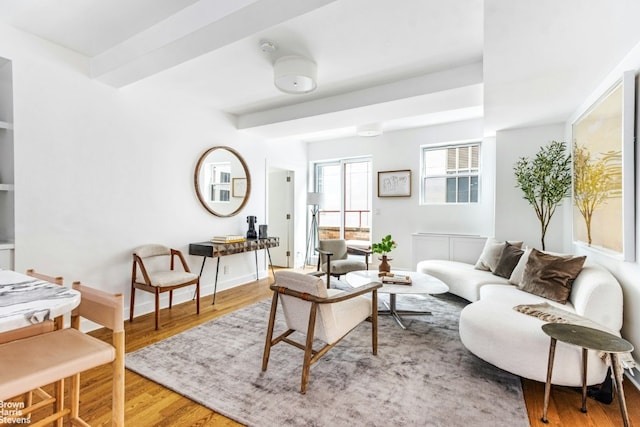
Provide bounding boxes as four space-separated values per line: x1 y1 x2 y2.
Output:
541 323 634 426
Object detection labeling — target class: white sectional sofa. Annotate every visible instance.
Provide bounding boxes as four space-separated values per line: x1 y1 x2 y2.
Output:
417 245 624 387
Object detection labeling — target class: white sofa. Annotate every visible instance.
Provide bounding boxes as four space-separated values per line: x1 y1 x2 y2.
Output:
417 257 623 386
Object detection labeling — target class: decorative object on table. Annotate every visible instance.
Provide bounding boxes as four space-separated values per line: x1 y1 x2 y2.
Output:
258 224 268 239
513 140 571 250
571 70 636 261
304 191 322 266
211 235 246 244
246 216 257 239
372 234 397 273
377 169 411 197
378 272 412 285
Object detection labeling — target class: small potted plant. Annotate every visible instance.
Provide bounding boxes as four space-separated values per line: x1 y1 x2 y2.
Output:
371 234 397 273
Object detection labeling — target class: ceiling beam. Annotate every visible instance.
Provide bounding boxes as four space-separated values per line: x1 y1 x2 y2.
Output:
236 62 483 133
91 0 336 87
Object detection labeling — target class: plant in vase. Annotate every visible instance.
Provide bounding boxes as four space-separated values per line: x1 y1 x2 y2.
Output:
371 234 397 273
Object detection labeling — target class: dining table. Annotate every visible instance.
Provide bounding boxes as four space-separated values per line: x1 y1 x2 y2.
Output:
0 269 81 333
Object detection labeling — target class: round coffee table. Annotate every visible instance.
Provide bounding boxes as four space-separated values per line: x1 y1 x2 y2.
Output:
345 270 449 329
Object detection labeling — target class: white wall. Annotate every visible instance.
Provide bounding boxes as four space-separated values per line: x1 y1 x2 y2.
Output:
0 23 309 320
307 118 490 270
565 38 640 372
494 124 567 250
490 38 640 375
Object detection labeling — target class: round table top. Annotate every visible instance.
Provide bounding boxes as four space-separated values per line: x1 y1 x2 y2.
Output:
0 270 81 333
345 270 449 295
542 323 634 353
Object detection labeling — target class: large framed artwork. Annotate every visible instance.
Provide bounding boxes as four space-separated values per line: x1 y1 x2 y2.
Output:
378 170 411 197
571 70 636 261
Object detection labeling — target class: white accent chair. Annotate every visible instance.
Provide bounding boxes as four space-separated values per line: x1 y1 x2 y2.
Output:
262 271 381 393
130 244 200 330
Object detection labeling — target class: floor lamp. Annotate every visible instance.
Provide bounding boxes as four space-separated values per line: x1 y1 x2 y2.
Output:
304 192 322 267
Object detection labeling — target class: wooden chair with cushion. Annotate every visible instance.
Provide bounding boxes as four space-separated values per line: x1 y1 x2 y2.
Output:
0 281 125 426
0 269 64 427
262 271 381 393
316 239 371 287
130 244 200 330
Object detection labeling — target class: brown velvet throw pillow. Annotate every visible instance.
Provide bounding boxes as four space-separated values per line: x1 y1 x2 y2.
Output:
519 249 586 304
493 242 524 279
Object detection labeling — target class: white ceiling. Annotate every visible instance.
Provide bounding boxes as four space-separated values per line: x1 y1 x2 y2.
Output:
1 0 639 141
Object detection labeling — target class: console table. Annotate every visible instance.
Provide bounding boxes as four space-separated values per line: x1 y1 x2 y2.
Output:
189 237 279 304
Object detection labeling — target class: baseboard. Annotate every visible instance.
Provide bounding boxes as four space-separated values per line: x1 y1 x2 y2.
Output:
126 270 268 322
626 367 640 391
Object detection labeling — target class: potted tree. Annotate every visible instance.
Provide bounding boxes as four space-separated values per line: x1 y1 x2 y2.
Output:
513 141 572 250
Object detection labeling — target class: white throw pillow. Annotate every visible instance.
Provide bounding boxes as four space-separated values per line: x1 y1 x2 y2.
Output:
475 239 523 272
508 247 532 285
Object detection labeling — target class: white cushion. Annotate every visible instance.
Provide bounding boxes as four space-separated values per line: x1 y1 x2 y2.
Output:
323 259 367 275
459 298 608 386
417 260 509 302
146 271 198 287
276 271 372 344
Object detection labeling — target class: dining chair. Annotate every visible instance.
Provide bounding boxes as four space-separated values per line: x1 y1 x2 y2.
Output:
0 281 125 427
0 269 65 427
130 244 200 330
316 239 370 287
262 271 381 393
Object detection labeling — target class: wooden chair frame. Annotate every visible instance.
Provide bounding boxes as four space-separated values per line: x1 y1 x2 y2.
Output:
0 281 124 427
0 270 65 427
262 280 381 393
71 281 125 427
130 247 200 330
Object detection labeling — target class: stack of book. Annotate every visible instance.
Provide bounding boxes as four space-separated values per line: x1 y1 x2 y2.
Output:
211 235 246 244
378 272 412 285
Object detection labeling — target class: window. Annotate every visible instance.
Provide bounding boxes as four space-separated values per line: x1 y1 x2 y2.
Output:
314 158 372 243
421 143 480 204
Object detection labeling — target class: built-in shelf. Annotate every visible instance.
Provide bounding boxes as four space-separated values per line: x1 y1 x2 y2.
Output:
0 242 14 250
0 120 12 130
0 184 14 191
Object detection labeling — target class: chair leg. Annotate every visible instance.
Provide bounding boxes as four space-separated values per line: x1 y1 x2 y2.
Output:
169 290 173 308
55 379 64 427
113 331 125 427
129 286 136 322
262 292 279 371
301 303 318 394
130 261 137 322
70 373 80 422
195 281 200 315
155 289 160 330
372 290 378 355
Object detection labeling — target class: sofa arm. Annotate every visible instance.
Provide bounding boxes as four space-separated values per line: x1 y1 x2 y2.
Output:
570 263 623 332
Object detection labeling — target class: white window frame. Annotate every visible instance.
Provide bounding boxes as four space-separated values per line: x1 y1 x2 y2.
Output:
420 141 481 205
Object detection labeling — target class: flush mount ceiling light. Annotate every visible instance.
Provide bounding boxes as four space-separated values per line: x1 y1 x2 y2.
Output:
273 55 317 94
356 123 383 137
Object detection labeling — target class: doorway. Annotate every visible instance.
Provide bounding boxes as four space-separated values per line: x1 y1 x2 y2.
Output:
268 168 294 267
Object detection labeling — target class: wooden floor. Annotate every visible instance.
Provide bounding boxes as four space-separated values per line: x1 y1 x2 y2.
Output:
31 275 640 426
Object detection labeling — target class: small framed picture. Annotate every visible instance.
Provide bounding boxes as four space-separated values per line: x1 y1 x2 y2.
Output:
232 178 247 198
378 170 411 197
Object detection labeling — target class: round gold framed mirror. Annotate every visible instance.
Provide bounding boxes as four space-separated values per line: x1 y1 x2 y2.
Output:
194 146 251 217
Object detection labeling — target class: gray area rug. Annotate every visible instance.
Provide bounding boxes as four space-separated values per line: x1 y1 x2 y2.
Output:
125 289 529 427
